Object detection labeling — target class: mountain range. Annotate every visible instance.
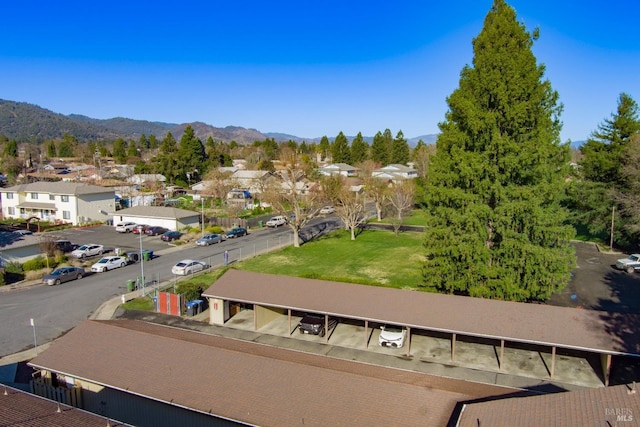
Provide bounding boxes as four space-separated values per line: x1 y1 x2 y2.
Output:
0 99 438 146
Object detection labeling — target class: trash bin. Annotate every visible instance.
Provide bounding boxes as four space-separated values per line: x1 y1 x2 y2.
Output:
126 280 135 292
258 221 264 227
142 250 153 261
185 301 196 317
193 299 203 315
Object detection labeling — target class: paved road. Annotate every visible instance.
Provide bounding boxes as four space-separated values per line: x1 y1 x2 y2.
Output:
0 222 313 358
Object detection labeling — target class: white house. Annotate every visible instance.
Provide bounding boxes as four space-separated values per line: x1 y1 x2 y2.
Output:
319 163 360 177
372 164 418 181
2 182 115 225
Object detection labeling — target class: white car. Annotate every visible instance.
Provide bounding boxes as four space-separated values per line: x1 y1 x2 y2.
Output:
265 215 288 227
115 222 137 233
615 254 640 273
379 325 407 348
71 244 104 259
91 256 127 272
320 205 335 215
171 259 209 276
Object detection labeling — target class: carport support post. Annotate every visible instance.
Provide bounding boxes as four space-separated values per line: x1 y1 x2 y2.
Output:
288 309 292 335
324 314 329 343
550 346 556 379
499 340 505 370
601 353 612 386
253 304 257 331
451 333 457 363
405 327 411 357
364 320 369 349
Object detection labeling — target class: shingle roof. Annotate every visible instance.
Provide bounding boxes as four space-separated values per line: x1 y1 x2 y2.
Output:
203 270 640 356
3 181 115 195
456 383 640 426
114 206 200 219
28 320 514 427
0 384 130 426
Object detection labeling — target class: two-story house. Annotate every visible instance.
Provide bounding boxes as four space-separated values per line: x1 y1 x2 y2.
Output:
2 182 115 225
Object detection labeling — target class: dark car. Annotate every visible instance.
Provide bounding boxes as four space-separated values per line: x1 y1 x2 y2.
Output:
43 266 85 286
54 240 78 253
297 314 338 337
145 226 169 236
161 230 182 242
224 227 248 239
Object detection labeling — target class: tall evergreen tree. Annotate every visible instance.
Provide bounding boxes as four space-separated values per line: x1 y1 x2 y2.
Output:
148 134 159 150
127 140 138 158
177 124 207 182
390 130 410 164
45 140 57 158
57 135 76 158
331 131 351 164
422 0 574 302
350 132 369 164
371 131 389 165
318 136 330 161
112 138 127 163
2 140 18 157
572 93 640 246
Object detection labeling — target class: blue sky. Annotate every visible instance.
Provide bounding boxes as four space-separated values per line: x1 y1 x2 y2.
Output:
1 1 639 143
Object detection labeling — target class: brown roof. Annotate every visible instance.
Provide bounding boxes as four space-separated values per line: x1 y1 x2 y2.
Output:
0 384 129 426
29 320 514 427
457 383 640 426
203 270 640 356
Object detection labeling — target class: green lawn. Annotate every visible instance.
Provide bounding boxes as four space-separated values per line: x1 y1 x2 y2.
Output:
235 229 425 289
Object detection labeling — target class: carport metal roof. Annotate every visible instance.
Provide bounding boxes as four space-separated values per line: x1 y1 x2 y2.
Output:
203 269 640 357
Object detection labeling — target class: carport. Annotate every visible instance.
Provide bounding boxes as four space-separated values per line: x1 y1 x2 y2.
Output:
203 270 640 386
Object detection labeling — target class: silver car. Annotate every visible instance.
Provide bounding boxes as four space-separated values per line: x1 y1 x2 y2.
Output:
196 234 223 246
43 266 85 286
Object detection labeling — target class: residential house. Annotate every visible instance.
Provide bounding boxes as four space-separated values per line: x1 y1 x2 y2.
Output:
112 206 200 231
126 174 166 186
2 182 115 225
372 164 418 181
230 170 274 195
319 163 360 177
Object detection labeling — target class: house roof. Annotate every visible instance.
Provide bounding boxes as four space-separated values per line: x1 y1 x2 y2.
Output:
16 201 58 210
321 163 357 170
3 181 115 195
231 170 271 179
203 270 640 356
114 206 199 220
456 383 640 426
0 384 130 426
28 319 514 427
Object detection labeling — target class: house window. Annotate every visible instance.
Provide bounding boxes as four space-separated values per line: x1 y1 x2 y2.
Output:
5 192 13 199
62 211 71 220
61 195 69 202
7 207 14 215
49 194 55 201
31 193 38 199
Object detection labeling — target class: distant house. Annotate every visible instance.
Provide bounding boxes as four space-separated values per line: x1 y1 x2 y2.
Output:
319 163 360 177
372 164 418 181
2 182 115 225
230 170 274 195
226 189 252 210
127 174 166 186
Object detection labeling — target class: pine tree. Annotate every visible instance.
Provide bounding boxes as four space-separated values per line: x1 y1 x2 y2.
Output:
390 130 410 164
331 131 351 164
371 131 388 165
350 132 369 164
177 124 207 182
422 0 574 302
45 140 57 158
112 138 127 163
318 136 330 161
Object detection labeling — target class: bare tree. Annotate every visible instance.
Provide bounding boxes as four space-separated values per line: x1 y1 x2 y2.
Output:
388 180 415 235
322 175 367 240
261 151 322 247
202 168 235 203
412 143 436 178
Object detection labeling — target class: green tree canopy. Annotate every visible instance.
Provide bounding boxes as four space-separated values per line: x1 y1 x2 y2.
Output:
318 136 330 161
57 134 77 158
112 138 127 163
390 130 410 164
421 0 574 302
350 132 369 164
371 131 389 165
331 131 351 164
45 140 57 158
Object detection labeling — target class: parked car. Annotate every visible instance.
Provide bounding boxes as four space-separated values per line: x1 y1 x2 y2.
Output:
43 266 85 286
378 325 407 348
615 254 640 273
54 240 79 253
91 256 127 272
297 314 338 337
71 244 104 259
266 215 288 227
145 226 169 236
320 205 335 215
196 233 223 246
171 259 209 276
161 231 182 242
224 227 248 239
115 222 137 233
132 224 149 234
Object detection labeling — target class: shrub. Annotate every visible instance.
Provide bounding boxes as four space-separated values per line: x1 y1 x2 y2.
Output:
206 225 224 234
4 261 23 274
176 281 207 302
23 256 57 272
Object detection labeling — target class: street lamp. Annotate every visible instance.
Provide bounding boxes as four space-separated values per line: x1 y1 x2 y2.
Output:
30 318 38 355
201 197 205 237
139 231 145 297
